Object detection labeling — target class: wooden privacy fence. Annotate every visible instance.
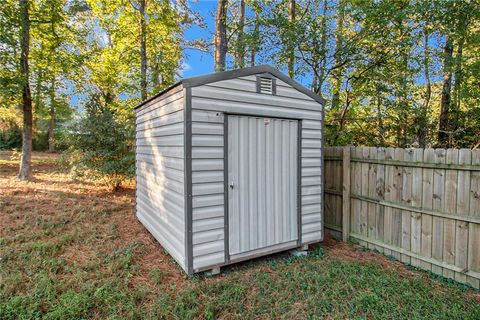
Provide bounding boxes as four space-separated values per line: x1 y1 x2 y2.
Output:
324 146 480 289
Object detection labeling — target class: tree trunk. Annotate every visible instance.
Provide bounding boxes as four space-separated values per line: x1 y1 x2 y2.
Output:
316 0 328 91
236 0 245 68
452 2 468 139
331 0 345 113
438 35 453 146
376 96 385 146
18 0 33 180
139 0 148 100
214 0 228 72
399 43 409 147
452 35 465 134
250 7 259 67
332 89 350 145
151 61 160 88
417 27 431 147
34 67 42 110
48 77 56 152
287 0 295 78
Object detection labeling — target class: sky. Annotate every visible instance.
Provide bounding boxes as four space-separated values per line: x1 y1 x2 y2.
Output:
180 1 218 78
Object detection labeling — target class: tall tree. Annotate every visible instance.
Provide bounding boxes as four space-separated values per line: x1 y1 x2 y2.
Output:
330 0 345 115
48 77 55 152
287 0 295 78
235 0 246 68
18 0 33 180
249 1 260 67
139 0 147 100
214 0 228 72
438 35 453 146
417 25 431 147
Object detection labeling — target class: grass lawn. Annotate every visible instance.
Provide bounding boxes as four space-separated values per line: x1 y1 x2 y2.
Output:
1 151 479 319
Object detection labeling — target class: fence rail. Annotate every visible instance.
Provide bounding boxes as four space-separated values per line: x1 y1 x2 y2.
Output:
324 146 480 289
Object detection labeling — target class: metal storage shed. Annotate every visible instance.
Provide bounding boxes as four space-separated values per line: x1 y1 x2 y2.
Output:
134 65 325 275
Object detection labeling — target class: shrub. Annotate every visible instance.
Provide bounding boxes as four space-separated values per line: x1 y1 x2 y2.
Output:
64 97 134 190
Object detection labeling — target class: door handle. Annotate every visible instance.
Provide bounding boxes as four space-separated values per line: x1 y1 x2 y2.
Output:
229 182 234 189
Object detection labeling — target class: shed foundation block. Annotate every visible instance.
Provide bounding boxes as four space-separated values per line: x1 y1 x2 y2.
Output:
205 267 221 276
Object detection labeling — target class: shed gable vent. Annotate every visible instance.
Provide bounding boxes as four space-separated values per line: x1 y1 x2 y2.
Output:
257 76 276 95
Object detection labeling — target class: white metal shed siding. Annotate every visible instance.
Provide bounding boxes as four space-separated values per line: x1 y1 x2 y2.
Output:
228 116 299 255
135 84 186 269
189 74 323 271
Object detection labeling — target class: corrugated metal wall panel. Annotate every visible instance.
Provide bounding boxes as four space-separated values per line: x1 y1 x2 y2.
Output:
228 116 298 256
136 86 183 117
136 146 184 159
192 205 223 220
136 160 184 183
194 85 321 111
136 99 184 125
136 121 184 137
191 94 321 120
193 229 224 245
206 75 318 102
192 159 223 171
136 111 184 132
190 110 226 270
193 252 225 269
136 154 184 171
134 85 186 271
301 121 323 243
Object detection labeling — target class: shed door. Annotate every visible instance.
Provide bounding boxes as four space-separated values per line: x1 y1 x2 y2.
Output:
228 115 298 257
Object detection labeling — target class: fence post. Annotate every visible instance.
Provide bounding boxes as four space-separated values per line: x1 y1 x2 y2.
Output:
342 146 351 242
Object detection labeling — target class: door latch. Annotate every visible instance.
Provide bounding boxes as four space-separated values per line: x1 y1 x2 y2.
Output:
229 182 234 189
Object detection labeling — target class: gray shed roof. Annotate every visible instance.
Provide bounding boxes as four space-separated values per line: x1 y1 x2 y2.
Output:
134 65 326 110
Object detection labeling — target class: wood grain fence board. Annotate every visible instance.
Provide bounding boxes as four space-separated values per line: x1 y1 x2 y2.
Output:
401 149 413 264
467 150 480 288
368 147 378 250
468 222 480 289
376 147 386 253
391 148 404 260
343 147 351 242
443 149 459 280
470 150 480 217
410 148 423 267
324 148 334 228
455 149 470 283
352 147 363 236
432 149 446 276
360 147 369 245
335 147 343 228
383 148 395 257
420 148 434 271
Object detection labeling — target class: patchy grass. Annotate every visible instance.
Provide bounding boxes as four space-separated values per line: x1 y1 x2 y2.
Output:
1 151 479 319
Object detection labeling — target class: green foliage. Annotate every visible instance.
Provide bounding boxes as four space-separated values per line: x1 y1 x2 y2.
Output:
64 97 134 190
222 0 480 148
0 0 185 154
0 106 22 149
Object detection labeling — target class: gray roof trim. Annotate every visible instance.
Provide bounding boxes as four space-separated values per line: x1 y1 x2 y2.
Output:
134 81 183 110
134 65 326 110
